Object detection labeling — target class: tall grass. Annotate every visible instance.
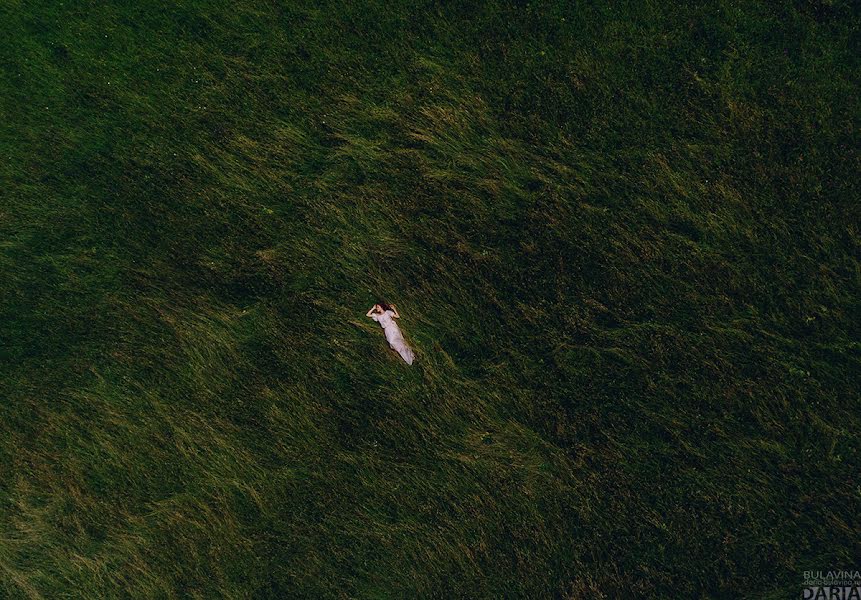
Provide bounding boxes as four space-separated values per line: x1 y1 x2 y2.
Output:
1 0 859 597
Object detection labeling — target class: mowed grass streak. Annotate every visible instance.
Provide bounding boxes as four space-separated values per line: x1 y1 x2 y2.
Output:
1 1 858 597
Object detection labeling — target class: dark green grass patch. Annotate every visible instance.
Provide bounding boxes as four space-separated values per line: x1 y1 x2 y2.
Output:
1 0 859 597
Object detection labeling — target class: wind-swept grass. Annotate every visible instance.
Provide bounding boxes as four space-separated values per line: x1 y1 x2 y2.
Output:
1 1 859 597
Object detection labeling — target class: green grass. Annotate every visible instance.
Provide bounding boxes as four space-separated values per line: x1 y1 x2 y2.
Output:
1 0 859 597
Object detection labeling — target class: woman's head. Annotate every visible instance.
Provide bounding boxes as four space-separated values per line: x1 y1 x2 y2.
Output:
377 301 393 313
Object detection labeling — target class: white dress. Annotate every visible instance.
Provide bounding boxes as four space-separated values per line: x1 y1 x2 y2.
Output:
372 310 415 365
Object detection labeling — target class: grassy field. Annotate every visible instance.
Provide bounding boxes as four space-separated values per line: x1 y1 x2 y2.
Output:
1 0 859 597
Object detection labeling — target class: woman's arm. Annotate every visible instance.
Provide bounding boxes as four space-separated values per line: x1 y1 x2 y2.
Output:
366 306 377 318
391 305 401 318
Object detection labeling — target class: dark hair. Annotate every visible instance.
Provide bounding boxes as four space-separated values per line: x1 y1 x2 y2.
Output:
377 301 393 313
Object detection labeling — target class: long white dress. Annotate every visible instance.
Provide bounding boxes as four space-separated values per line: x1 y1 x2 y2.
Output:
372 310 415 365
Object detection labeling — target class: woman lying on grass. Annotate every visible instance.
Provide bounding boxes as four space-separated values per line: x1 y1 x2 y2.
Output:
366 302 415 365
